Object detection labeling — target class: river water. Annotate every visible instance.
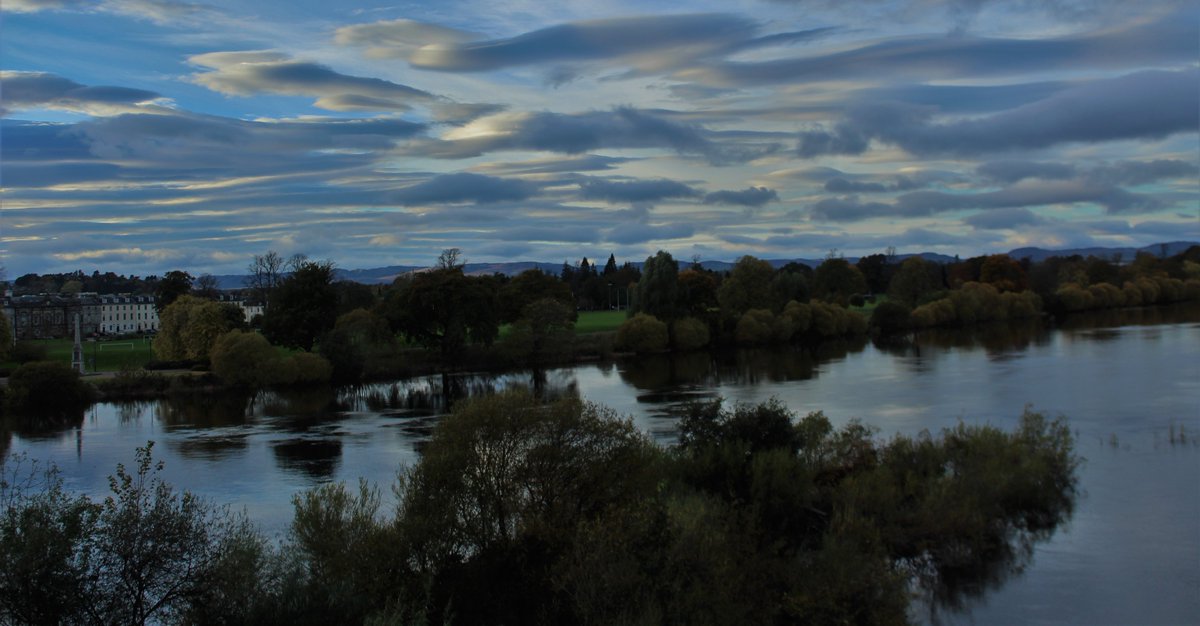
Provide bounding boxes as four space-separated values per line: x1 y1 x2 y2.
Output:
5 305 1199 624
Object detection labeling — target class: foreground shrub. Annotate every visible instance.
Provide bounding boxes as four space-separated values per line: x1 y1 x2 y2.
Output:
4 361 92 420
0 444 262 625
616 313 669 353
870 300 911 335
672 317 710 351
210 330 277 387
735 309 775 345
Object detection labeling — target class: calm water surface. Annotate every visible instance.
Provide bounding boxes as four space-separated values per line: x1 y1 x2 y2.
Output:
6 306 1199 625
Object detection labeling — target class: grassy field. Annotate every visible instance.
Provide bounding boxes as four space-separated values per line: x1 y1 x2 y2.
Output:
574 310 626 334
4 337 155 373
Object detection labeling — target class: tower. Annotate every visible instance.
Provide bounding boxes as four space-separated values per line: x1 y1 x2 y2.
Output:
71 313 85 374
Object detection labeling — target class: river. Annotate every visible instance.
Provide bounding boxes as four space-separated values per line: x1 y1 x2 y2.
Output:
5 305 1199 624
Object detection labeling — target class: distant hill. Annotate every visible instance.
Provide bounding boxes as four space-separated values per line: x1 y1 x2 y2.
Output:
209 242 1196 289
1006 241 1197 263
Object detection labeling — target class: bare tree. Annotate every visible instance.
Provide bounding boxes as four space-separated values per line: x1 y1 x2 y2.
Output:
437 248 465 270
287 253 309 271
245 251 285 310
195 274 220 299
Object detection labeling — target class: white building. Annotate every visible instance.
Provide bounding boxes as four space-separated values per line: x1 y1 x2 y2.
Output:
100 294 159 334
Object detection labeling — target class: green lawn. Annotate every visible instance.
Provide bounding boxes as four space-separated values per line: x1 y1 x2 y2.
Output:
850 295 887 317
4 337 155 373
574 310 626 334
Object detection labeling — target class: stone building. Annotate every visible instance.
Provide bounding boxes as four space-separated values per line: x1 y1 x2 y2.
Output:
99 294 159 335
2 294 102 339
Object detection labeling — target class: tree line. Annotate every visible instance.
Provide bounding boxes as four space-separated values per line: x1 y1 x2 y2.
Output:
1 393 1079 625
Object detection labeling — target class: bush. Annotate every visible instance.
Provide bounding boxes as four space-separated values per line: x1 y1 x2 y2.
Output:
616 314 669 354
93 367 171 399
5 361 92 419
869 301 910 334
9 341 48 364
672 317 710 351
735 309 774 345
210 330 278 387
286 352 333 385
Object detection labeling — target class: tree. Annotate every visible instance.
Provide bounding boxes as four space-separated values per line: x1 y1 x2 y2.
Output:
319 308 396 381
0 310 12 363
503 298 576 364
0 444 262 625
979 254 1027 292
634 251 680 321
398 391 659 625
154 295 233 361
437 247 464 270
812 258 868 306
245 251 286 311
5 361 92 420
383 268 499 361
210 330 278 387
616 313 668 353
261 260 338 351
718 255 774 317
677 269 718 317
856 253 893 295
194 274 221 299
769 268 810 310
888 257 942 308
603 254 618 276
155 270 194 312
498 269 575 324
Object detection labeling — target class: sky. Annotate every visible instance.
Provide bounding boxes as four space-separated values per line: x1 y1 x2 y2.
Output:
1 0 1197 277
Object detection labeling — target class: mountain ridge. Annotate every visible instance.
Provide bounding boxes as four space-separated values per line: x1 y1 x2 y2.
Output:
210 241 1198 289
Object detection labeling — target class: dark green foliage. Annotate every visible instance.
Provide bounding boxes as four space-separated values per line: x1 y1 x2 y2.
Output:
671 317 710 351
9 341 47 364
262 260 339 351
0 444 260 625
718 255 775 317
0 398 1079 626
870 300 912 334
382 268 499 362
813 258 869 307
616 313 669 353
889 257 943 308
499 269 575 324
319 308 397 381
502 297 577 364
4 361 92 420
635 251 681 321
154 270 194 312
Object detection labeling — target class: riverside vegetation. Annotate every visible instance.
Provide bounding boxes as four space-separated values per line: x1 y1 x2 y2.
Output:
0 392 1078 626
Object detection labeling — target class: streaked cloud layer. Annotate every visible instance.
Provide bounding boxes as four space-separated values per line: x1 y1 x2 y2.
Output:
1 0 1196 275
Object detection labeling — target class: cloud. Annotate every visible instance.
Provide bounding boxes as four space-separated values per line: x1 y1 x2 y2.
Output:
471 155 629 175
798 69 1200 157
1084 160 1198 186
334 19 480 59
694 11 1197 87
963 207 1046 229
189 51 434 111
5 0 212 23
606 222 696 244
977 160 1077 183
408 14 757 72
0 71 167 116
703 186 778 206
419 107 767 164
392 173 538 205
578 177 699 204
809 179 1164 222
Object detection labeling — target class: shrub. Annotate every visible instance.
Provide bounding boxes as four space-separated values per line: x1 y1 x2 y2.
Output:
672 317 710 351
735 309 774 345
869 301 910 335
287 352 333 385
781 301 812 335
10 341 48 364
5 361 92 419
616 314 668 354
210 330 277 388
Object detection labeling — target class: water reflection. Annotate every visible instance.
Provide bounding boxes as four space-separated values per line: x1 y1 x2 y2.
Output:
271 438 343 479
